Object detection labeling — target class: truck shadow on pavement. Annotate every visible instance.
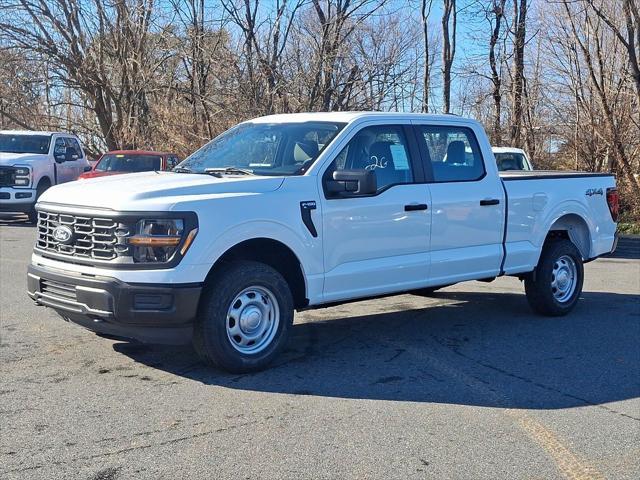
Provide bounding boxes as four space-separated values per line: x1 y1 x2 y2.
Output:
114 290 640 412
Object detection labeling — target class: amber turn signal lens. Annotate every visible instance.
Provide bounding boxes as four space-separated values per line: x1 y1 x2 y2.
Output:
129 235 181 247
180 228 198 255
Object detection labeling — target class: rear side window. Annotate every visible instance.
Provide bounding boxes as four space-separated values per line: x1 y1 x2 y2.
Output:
416 126 485 182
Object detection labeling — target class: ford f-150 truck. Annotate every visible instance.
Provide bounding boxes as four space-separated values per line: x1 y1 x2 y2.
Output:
26 113 619 372
0 130 90 222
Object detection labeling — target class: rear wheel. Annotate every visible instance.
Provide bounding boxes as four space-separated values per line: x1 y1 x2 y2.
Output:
525 239 584 316
193 261 294 373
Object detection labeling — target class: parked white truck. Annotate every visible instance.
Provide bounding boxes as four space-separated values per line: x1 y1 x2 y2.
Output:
0 130 90 222
27 113 619 372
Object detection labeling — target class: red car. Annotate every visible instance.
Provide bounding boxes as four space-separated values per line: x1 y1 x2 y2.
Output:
79 150 181 179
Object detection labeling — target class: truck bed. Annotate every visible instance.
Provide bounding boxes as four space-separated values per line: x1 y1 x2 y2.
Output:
500 171 617 275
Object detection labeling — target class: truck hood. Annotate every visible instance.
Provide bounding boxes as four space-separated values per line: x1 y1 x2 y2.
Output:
38 171 286 211
0 152 48 166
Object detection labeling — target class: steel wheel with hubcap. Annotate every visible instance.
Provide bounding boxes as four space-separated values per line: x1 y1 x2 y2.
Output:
226 286 280 354
194 260 294 372
525 238 584 316
550 255 577 303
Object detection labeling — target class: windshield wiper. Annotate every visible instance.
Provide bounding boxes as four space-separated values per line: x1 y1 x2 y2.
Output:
204 167 255 177
172 166 193 173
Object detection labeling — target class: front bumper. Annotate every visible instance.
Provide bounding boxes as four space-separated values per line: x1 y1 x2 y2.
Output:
0 187 36 212
27 264 202 344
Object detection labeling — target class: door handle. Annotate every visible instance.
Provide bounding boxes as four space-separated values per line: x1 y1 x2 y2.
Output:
480 199 500 206
404 204 428 211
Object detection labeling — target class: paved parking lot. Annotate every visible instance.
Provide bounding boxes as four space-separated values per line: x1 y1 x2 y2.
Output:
1 215 638 480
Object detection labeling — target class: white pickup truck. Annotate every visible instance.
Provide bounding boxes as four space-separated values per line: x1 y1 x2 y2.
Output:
27 113 619 372
0 130 90 222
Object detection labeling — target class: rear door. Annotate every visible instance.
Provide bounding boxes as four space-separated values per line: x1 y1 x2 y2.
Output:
412 122 505 284
320 122 432 301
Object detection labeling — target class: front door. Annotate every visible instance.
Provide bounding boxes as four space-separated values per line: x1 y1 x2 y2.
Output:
51 137 75 184
320 123 432 302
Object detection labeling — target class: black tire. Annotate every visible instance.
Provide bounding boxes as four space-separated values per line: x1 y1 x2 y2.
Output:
193 260 294 373
27 181 49 224
525 239 584 316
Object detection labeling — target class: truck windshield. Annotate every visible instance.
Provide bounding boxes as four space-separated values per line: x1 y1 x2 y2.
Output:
495 152 530 171
0 134 51 154
178 122 345 176
96 154 162 172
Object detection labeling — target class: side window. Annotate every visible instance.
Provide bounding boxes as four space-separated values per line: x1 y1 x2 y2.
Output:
327 125 414 192
53 138 66 157
416 126 485 182
65 138 83 158
166 156 180 169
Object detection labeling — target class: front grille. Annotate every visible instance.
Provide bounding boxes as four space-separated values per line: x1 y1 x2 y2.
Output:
36 211 131 261
0 167 15 187
40 278 77 302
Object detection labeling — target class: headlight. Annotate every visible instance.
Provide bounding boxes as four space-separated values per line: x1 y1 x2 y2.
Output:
13 166 30 187
129 219 186 263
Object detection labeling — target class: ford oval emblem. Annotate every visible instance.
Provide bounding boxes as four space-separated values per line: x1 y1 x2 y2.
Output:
52 225 74 244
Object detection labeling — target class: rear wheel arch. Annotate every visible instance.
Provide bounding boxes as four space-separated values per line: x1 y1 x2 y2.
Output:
546 213 591 260
204 237 308 309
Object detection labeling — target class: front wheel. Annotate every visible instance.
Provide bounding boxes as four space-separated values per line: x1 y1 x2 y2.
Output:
193 261 294 373
27 182 49 224
525 239 584 316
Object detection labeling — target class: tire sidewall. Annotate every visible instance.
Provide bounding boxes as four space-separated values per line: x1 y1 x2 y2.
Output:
197 261 294 372
27 182 49 223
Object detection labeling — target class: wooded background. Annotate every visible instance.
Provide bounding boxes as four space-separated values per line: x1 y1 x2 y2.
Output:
0 0 638 218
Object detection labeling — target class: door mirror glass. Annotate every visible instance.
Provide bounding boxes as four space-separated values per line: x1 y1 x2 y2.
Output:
83 165 92 172
64 146 78 161
326 169 377 196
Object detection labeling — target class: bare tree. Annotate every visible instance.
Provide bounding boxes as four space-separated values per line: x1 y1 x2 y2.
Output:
509 0 527 147
488 0 507 144
441 0 457 113
421 0 434 112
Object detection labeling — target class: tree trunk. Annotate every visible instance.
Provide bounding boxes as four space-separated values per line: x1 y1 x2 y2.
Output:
510 0 527 147
441 0 456 114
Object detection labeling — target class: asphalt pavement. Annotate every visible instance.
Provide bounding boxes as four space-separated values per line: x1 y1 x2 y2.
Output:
1 214 638 480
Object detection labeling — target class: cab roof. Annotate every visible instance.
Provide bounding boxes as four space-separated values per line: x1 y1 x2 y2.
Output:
0 130 78 137
104 150 171 156
247 111 473 125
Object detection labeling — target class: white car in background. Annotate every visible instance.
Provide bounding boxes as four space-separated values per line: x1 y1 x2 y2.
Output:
492 147 533 171
0 130 90 222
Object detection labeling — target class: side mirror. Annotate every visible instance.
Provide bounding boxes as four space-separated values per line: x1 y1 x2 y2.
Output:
65 146 79 162
326 169 377 197
83 166 92 172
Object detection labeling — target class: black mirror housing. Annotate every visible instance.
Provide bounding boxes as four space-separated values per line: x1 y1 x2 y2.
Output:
83 166 92 172
326 169 377 197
